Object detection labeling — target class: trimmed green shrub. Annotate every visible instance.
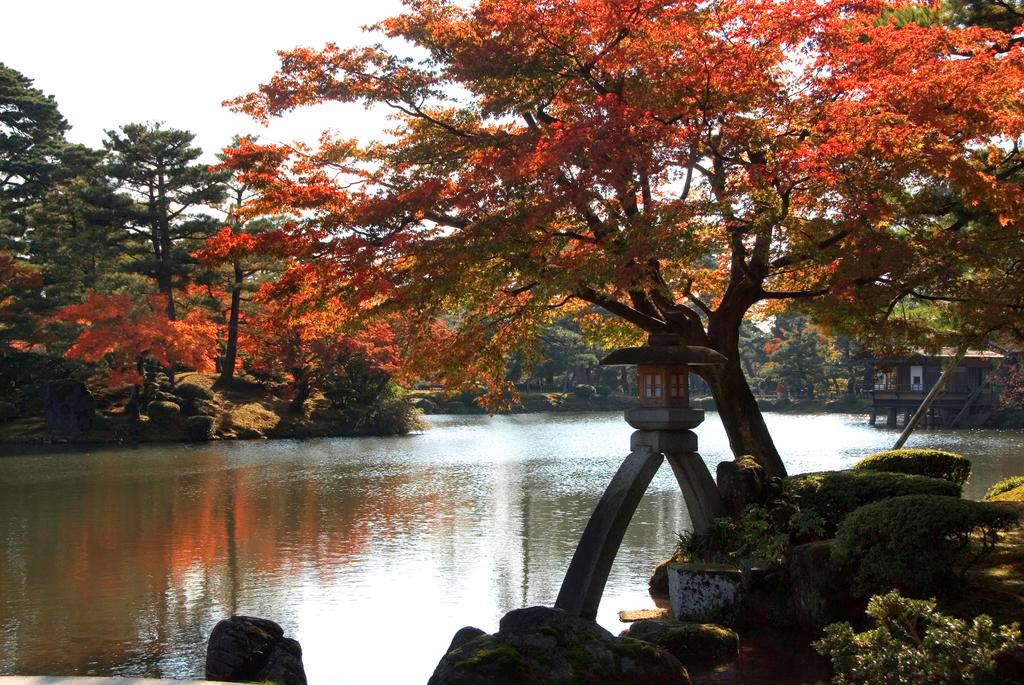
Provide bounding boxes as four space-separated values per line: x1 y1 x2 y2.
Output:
785 470 961 536
815 590 1022 685
985 476 1024 501
146 400 182 423
833 495 1019 597
175 382 214 403
595 385 613 398
853 448 972 485
184 415 216 441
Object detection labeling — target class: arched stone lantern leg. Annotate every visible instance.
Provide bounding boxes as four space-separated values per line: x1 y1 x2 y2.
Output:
554 333 728 621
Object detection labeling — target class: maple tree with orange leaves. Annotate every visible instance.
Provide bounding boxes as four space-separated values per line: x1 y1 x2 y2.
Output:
239 262 402 414
226 0 1024 476
51 292 218 387
193 226 298 384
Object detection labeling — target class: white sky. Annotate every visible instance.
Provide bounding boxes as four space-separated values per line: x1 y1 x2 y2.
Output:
1 0 409 162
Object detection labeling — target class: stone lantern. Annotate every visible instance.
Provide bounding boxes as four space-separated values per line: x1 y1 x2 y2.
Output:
554 333 728 621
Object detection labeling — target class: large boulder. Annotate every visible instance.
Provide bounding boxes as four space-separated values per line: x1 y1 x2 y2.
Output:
620 620 738 668
41 379 95 436
784 540 858 632
205 615 306 685
716 456 767 516
428 606 690 685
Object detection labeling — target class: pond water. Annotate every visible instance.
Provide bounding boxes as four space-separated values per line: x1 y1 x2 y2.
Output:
1 412 1022 683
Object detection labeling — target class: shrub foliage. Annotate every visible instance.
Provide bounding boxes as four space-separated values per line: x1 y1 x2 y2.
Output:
832 495 1019 597
853 449 972 485
815 590 1022 685
784 470 961 536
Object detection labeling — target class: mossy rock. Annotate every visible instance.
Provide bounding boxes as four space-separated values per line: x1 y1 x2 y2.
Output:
184 415 216 441
620 620 738 667
146 400 182 423
853 448 971 485
784 469 961 535
428 606 690 685
716 455 768 516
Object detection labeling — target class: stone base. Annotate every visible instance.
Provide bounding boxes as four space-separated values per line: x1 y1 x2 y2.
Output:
667 563 742 625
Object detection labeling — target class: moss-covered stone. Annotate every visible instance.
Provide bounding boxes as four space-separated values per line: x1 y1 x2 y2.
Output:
428 606 690 685
184 415 216 441
621 620 738 667
716 455 768 516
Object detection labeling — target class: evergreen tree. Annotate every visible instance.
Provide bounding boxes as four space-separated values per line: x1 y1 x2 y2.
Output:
104 123 228 320
764 314 829 399
23 143 141 309
0 63 68 250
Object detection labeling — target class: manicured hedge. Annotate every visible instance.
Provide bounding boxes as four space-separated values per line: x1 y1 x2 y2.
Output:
146 400 181 423
175 382 214 403
985 476 1024 501
784 470 961 535
853 448 972 485
832 495 1019 597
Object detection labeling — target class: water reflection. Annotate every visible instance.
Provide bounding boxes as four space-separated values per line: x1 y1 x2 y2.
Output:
0 412 1021 683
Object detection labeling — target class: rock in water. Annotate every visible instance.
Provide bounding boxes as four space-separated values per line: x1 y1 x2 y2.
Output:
620 620 738 668
41 380 95 436
428 606 690 685
205 615 306 685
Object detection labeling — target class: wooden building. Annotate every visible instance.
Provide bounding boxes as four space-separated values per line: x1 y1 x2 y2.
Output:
871 349 1003 428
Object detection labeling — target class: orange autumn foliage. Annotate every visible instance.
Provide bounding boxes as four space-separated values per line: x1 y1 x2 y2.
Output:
53 292 218 385
227 0 1024 473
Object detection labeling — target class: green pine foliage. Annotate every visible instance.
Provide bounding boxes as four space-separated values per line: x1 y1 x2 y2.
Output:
815 590 1022 685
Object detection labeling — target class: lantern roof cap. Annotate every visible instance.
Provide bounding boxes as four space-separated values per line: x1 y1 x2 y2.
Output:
600 334 727 367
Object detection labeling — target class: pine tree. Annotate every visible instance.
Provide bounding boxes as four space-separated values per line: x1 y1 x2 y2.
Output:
104 123 228 320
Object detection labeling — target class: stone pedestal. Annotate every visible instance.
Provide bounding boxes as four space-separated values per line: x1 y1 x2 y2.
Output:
667 563 742 625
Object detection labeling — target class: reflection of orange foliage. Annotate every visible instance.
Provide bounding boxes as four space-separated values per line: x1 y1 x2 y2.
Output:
52 457 455 596
0 451 464 675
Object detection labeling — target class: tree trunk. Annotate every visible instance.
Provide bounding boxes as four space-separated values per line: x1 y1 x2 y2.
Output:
700 355 788 479
290 377 311 415
219 262 243 385
698 284 789 479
